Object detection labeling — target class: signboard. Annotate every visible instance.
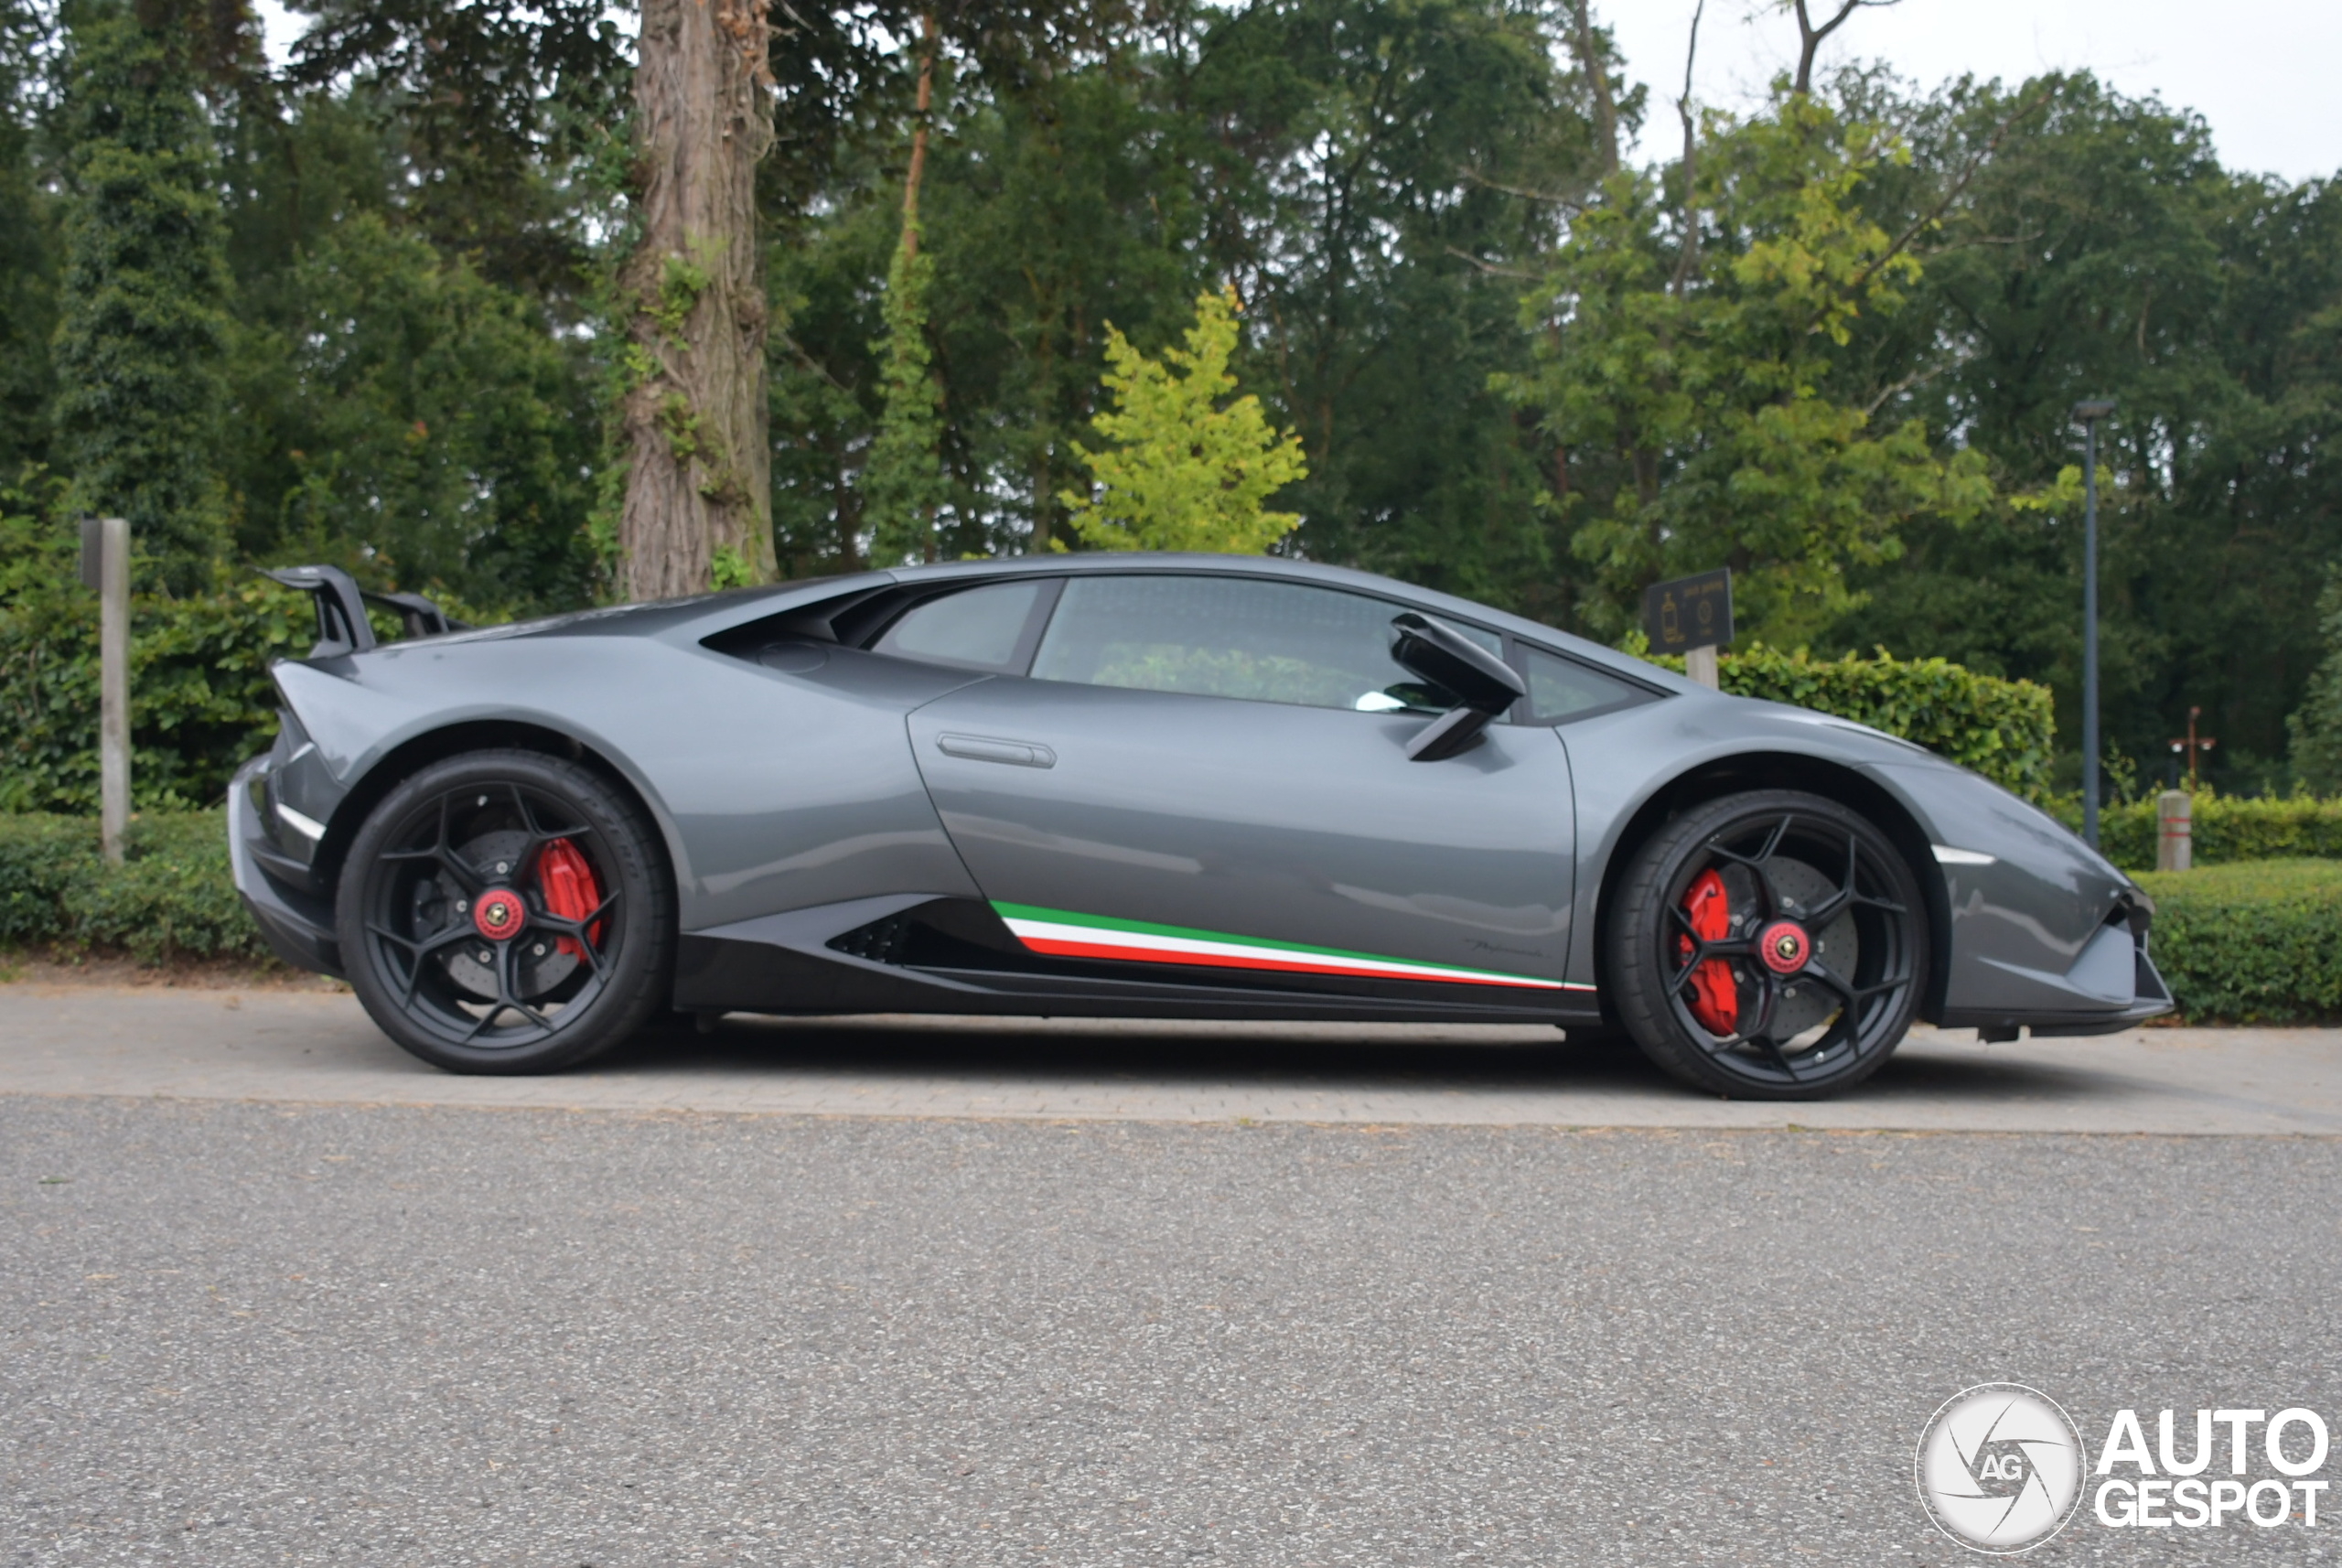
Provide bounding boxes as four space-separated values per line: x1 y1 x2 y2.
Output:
1643 568 1734 654
79 516 103 592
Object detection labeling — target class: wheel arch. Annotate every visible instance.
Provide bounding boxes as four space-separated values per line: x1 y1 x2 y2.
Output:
1590 750 1952 1024
310 720 675 910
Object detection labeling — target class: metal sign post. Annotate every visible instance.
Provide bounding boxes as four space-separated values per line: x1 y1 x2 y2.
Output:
1642 568 1734 691
81 517 131 865
2071 398 2115 849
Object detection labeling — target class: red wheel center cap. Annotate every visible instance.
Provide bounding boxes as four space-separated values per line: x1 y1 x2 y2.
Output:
1757 919 1810 975
472 888 526 941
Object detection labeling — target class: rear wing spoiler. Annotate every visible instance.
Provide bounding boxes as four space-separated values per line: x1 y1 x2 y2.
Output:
259 566 469 658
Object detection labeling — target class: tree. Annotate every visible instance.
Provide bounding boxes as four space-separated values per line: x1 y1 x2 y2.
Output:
1829 74 2342 789
862 14 951 566
1183 0 1610 609
618 0 778 599
0 0 58 475
1060 286 1306 553
252 215 600 612
2288 572 2342 791
51 4 234 593
1504 94 1992 644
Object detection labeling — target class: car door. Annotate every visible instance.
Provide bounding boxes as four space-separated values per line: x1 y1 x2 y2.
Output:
902 573 1585 997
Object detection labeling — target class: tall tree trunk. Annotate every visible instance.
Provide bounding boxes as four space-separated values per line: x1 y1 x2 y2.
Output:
902 13 936 255
619 0 776 601
1567 1 1619 179
863 13 947 566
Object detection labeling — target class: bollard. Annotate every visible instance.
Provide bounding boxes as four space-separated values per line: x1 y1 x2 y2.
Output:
2155 789 2191 872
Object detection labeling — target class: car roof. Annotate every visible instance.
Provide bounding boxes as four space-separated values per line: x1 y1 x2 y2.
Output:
446 553 1694 695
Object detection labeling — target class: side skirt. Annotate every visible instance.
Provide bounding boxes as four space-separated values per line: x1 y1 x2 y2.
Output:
675 895 1599 1026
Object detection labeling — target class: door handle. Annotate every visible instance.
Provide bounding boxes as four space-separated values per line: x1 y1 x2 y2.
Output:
936 733 1057 769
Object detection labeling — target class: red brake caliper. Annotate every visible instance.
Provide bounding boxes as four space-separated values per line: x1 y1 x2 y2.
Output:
537 838 604 960
1678 869 1739 1036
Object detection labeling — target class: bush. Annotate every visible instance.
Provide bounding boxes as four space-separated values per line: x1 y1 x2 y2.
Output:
2069 794 2342 873
0 579 313 813
1 487 507 815
0 810 269 961
1652 643 2055 800
2133 859 2342 1024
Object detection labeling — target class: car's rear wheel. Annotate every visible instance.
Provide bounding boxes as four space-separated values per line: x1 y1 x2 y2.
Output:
1606 789 1928 1100
336 749 674 1074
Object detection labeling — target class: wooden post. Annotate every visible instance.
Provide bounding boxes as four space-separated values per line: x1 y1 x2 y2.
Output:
2155 789 2191 873
1685 643 1719 691
98 515 130 866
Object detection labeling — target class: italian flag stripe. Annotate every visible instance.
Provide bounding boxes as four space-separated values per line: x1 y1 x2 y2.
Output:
993 903 1586 992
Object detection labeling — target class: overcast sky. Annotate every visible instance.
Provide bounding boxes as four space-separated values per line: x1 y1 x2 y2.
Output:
1606 0 2342 184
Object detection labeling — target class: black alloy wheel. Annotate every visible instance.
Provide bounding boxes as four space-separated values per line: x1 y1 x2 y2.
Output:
337 749 674 1074
1606 789 1928 1100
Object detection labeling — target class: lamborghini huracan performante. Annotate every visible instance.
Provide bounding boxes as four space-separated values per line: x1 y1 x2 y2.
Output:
229 555 2171 1099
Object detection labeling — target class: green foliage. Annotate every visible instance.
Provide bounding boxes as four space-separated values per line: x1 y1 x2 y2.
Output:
1504 96 1993 645
233 212 601 614
1828 75 2342 792
0 0 58 477
2133 860 2342 1024
649 249 712 345
0 570 310 813
2068 794 2342 873
0 810 267 961
51 5 233 594
2288 568 2342 790
1061 287 1308 553
1649 643 2056 799
708 544 754 590
769 0 1594 581
862 221 951 565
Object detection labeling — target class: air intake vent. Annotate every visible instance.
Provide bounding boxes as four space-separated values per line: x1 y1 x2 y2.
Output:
829 912 913 965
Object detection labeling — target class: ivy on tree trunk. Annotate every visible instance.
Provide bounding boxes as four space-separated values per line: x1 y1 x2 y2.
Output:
618 0 778 600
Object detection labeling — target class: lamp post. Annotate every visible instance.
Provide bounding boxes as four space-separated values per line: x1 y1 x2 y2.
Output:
2072 399 2116 849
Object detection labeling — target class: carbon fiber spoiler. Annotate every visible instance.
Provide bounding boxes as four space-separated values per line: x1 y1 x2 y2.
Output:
259 566 469 658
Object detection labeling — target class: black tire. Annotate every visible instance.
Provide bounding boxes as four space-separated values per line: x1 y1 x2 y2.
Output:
336 749 675 1074
1605 789 1928 1101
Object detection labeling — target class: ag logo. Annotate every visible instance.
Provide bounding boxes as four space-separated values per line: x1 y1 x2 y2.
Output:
1915 1384 2085 1553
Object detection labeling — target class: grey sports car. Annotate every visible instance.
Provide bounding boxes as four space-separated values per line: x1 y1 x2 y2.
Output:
229 553 2171 1098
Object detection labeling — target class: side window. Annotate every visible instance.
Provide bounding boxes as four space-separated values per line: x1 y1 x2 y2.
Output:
1520 646 1660 725
870 580 1052 672
1028 575 1503 714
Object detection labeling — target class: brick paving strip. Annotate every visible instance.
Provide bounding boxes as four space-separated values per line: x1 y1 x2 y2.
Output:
2 983 2337 1133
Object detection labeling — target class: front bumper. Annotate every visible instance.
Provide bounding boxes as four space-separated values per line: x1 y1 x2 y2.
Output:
229 756 343 976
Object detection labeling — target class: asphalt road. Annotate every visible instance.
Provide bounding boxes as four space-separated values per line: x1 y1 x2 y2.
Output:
5 1091 2338 1566
6 985 2342 1133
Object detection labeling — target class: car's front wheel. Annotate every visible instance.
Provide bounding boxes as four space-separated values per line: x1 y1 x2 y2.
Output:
1606 789 1928 1100
336 749 674 1074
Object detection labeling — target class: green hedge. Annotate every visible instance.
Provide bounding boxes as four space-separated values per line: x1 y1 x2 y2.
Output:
2134 859 2342 1024
1652 644 2055 800
2067 795 2342 873
0 496 505 815
0 582 314 814
0 810 269 962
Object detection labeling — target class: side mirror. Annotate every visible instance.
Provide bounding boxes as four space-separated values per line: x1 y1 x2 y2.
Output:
1388 612 1525 761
